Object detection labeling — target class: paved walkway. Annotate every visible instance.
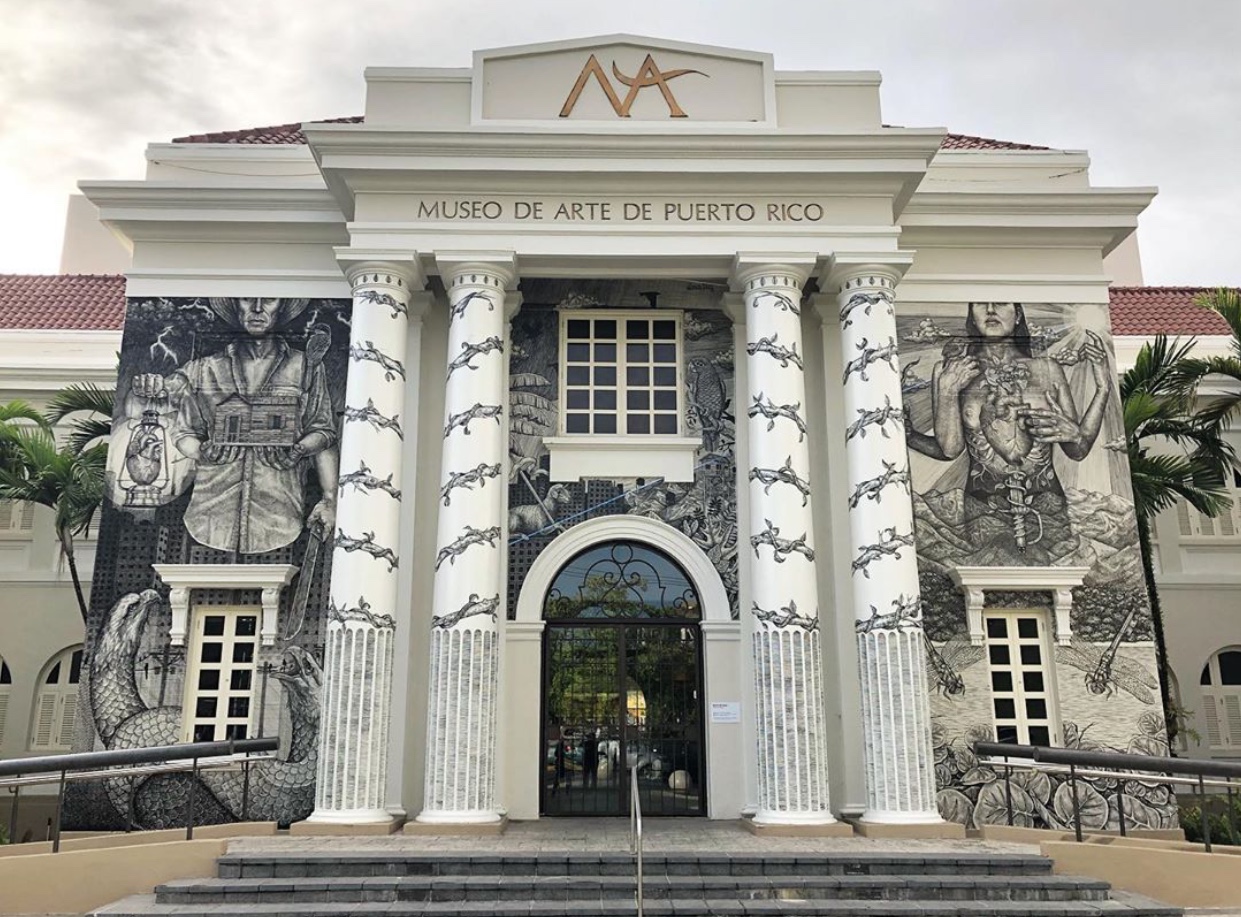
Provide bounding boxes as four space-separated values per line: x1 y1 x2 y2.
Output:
228 818 1039 855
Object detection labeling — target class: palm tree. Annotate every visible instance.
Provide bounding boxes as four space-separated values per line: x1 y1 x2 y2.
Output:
1121 334 1235 746
0 384 115 623
0 423 106 622
1182 288 1241 433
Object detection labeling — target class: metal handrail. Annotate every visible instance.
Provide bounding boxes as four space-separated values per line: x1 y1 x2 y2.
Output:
629 765 644 917
0 736 278 851
974 741 1241 853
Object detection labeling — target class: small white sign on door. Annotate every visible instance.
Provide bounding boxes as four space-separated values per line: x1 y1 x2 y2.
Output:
710 701 741 724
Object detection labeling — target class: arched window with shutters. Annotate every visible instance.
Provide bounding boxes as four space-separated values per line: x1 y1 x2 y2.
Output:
1200 647 1241 752
0 655 12 746
30 646 82 751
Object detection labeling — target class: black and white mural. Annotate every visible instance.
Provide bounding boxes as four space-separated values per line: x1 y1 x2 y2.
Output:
67 296 352 829
506 280 739 619
900 301 1176 830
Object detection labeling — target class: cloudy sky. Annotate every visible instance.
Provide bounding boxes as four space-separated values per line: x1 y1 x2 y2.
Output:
1 0 1237 282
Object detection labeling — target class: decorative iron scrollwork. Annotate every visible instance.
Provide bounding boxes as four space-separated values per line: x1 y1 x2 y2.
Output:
543 541 701 620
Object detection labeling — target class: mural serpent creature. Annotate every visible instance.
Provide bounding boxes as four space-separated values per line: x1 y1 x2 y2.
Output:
90 590 322 828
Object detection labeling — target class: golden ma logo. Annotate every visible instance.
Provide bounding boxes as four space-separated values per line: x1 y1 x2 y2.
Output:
560 53 708 118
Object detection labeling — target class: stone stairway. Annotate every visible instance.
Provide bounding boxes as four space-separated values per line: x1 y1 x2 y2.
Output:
92 850 1182 916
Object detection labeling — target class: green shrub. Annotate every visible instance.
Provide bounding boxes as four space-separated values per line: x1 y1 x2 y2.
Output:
1180 796 1241 846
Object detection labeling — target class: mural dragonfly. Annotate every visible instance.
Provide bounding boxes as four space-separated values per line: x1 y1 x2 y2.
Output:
1058 605 1159 704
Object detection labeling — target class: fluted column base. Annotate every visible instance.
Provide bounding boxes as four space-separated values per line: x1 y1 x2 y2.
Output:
418 627 501 823
856 629 940 824
311 617 396 822
751 628 836 826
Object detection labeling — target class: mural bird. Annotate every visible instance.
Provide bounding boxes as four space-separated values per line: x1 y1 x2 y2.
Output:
304 323 332 369
685 357 728 453
89 590 322 828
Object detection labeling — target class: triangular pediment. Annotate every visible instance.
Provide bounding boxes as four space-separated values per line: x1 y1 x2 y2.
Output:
473 34 774 125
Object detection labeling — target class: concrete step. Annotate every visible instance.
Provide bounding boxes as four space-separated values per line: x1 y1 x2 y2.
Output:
93 893 1185 916
217 851 1055 879
153 873 1113 905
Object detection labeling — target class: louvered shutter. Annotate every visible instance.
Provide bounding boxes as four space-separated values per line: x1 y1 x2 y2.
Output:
1220 509 1238 538
57 693 77 747
0 692 8 744
32 691 57 748
1224 694 1241 748
18 502 34 532
1176 500 1194 537
1203 691 1224 748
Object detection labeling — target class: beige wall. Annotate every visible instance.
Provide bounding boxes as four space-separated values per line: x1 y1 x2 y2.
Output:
0 582 86 761
59 194 131 275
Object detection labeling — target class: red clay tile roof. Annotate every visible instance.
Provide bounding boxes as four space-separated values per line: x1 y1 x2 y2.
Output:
173 117 363 145
172 119 1047 151
1109 287 1233 336
0 275 126 331
938 133 1050 151
0 277 1231 339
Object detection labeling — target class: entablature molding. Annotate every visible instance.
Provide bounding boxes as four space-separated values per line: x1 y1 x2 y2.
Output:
124 268 352 300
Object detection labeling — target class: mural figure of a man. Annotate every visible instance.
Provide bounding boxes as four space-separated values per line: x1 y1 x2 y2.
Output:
131 297 338 554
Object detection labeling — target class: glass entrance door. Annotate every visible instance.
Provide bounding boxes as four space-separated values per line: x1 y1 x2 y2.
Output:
539 542 706 817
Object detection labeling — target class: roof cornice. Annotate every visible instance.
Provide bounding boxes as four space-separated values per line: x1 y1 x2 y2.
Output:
301 126 948 161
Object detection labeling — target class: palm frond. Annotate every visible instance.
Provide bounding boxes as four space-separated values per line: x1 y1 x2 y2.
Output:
1194 288 1241 357
45 383 116 452
0 401 50 429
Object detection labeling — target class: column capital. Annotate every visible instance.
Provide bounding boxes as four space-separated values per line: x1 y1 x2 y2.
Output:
731 252 819 292
435 251 518 291
721 292 746 324
819 253 913 294
334 248 427 291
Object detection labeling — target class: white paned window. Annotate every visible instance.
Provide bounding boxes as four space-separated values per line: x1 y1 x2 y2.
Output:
561 312 682 436
1200 648 1241 750
0 657 11 745
985 612 1056 747
183 608 259 743
30 646 82 751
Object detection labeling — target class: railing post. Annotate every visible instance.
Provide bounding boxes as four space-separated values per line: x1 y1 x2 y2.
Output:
1003 764 1014 827
186 756 200 841
126 774 136 833
1199 774 1212 853
7 784 19 844
1227 779 1237 845
242 758 251 822
1069 764 1083 843
52 769 66 853
1115 779 1127 837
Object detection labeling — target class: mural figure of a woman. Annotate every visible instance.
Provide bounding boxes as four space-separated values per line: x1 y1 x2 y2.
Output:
906 301 1110 564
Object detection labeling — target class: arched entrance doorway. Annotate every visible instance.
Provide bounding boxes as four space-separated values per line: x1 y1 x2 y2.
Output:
540 540 706 816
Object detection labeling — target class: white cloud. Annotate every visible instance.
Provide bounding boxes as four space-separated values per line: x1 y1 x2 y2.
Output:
1 0 1237 282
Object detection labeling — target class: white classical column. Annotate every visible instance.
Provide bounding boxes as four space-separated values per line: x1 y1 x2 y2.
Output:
309 256 421 826
418 253 516 825
830 261 941 825
736 256 837 827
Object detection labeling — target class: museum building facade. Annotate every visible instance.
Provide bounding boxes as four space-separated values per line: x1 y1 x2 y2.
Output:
65 36 1176 834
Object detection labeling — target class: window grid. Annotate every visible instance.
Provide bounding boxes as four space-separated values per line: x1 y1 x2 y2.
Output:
184 607 259 743
561 312 682 436
985 611 1055 747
